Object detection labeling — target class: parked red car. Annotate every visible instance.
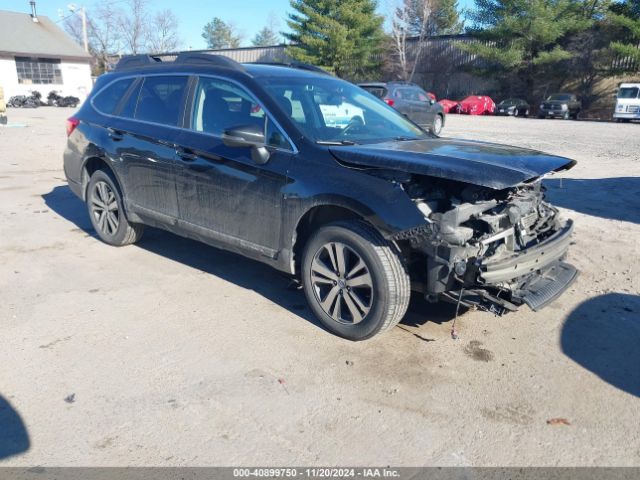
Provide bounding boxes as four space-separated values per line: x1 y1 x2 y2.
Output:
438 99 459 113
458 96 496 115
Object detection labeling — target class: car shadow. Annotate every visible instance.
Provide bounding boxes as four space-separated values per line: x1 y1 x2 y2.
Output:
545 177 640 224
42 185 457 334
561 293 640 397
0 395 30 460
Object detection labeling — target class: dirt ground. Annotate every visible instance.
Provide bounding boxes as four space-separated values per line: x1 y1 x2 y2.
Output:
1 108 639 466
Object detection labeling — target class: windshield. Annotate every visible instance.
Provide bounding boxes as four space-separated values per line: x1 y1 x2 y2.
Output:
548 94 572 101
262 76 428 144
499 99 517 105
618 87 639 99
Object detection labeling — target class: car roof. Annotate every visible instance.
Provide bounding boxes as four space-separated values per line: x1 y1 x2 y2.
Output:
359 81 421 88
358 82 388 88
243 63 331 79
110 54 334 81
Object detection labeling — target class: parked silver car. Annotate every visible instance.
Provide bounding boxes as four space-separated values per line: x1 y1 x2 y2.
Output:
359 81 445 136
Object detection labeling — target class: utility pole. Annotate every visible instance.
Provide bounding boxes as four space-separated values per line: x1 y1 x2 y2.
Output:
81 6 89 53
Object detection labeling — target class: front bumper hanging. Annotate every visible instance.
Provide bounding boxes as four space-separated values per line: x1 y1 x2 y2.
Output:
479 220 574 284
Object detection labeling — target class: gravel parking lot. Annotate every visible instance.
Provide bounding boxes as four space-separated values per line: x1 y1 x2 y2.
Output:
1 108 639 466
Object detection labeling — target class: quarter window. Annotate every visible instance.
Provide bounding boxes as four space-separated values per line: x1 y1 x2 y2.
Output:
15 57 63 85
135 76 188 126
92 78 134 115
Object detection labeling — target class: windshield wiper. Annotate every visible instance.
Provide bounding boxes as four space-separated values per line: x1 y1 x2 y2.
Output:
316 139 358 146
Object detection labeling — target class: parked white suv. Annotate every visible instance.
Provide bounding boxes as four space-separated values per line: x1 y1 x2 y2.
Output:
614 83 640 123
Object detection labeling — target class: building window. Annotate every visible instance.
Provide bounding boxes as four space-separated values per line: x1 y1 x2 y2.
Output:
15 57 63 85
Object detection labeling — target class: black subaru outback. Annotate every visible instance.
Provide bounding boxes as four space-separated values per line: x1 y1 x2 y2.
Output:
64 53 578 341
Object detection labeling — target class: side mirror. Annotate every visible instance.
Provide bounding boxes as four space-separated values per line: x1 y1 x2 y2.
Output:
429 98 435 105
222 124 270 164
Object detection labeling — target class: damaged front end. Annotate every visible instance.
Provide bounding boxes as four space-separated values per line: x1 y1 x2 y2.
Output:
394 177 578 315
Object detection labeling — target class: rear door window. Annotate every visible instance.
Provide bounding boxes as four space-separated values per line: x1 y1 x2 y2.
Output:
394 88 419 101
135 76 189 126
92 78 134 114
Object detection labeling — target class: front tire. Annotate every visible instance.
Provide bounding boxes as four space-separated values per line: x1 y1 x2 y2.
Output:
301 220 410 341
430 114 443 136
87 170 144 246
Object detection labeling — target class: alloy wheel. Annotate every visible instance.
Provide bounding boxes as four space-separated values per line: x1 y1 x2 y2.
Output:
90 180 119 236
310 242 374 324
433 116 443 135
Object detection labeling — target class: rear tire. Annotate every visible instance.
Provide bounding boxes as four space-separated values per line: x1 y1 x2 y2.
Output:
301 220 410 341
86 169 144 246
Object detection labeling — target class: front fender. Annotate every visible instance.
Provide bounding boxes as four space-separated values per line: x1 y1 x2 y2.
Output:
284 162 425 239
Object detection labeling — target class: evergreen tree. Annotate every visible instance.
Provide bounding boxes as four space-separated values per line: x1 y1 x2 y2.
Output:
608 0 640 67
462 0 595 101
433 0 463 35
252 26 281 46
202 18 242 49
404 0 463 36
284 0 385 78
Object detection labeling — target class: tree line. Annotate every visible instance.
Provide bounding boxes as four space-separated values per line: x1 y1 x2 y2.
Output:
462 0 640 107
67 0 640 105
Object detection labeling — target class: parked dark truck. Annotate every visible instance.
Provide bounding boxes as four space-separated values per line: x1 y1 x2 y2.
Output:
64 54 578 341
538 93 581 119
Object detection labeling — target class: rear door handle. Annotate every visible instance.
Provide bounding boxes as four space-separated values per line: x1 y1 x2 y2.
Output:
107 127 123 141
175 146 197 162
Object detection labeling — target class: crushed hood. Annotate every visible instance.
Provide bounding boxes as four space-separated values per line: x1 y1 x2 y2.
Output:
330 138 576 189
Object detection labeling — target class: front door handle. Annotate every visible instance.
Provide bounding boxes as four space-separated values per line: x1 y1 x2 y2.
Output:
176 147 197 162
107 127 123 141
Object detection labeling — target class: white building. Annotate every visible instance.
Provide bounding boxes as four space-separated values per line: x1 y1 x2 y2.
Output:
0 7 92 101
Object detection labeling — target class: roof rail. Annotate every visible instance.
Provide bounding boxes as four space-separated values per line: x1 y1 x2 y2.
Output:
114 52 245 72
175 52 245 71
115 55 162 71
250 61 331 75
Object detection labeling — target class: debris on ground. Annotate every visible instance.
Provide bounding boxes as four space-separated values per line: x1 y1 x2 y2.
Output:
546 418 571 426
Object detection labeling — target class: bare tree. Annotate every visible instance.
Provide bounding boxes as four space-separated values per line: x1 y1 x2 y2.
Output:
147 9 181 53
64 3 122 73
64 0 181 71
390 0 433 82
117 0 149 54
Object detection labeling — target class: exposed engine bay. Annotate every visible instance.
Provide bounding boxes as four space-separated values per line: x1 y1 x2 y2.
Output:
393 175 577 314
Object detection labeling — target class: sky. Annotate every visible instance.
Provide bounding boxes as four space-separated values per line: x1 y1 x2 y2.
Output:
2 0 474 51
